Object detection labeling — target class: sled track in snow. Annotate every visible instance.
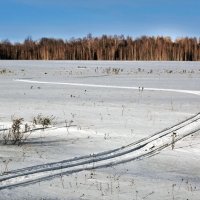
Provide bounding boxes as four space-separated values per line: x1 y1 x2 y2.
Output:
0 113 200 190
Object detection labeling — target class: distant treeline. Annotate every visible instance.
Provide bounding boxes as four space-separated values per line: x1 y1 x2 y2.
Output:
0 35 200 60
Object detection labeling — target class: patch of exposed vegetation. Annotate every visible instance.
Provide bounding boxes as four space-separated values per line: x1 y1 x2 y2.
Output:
0 114 55 146
0 69 12 74
33 114 55 128
1 117 27 145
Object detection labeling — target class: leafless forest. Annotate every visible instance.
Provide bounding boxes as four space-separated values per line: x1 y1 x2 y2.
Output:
1 35 200 60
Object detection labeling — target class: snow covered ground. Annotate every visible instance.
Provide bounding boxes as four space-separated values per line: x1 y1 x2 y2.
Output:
0 61 200 199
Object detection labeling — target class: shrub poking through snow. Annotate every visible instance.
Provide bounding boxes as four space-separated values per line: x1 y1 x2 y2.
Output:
33 114 55 128
0 114 55 145
2 117 25 145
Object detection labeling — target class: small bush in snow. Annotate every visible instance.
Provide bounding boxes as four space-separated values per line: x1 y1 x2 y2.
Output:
33 114 55 128
2 117 25 145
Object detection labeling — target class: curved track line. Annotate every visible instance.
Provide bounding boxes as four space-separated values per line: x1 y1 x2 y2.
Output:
14 79 200 96
0 113 200 190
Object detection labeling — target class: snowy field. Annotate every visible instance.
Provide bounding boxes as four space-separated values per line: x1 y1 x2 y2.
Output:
0 60 200 200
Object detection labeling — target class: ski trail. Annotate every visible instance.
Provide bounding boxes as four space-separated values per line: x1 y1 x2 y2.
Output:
14 79 200 96
2 112 200 179
0 113 200 190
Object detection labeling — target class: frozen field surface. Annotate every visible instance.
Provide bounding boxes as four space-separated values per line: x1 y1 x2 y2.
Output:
0 61 200 199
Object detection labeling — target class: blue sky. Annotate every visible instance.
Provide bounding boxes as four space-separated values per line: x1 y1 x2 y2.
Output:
0 0 200 42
